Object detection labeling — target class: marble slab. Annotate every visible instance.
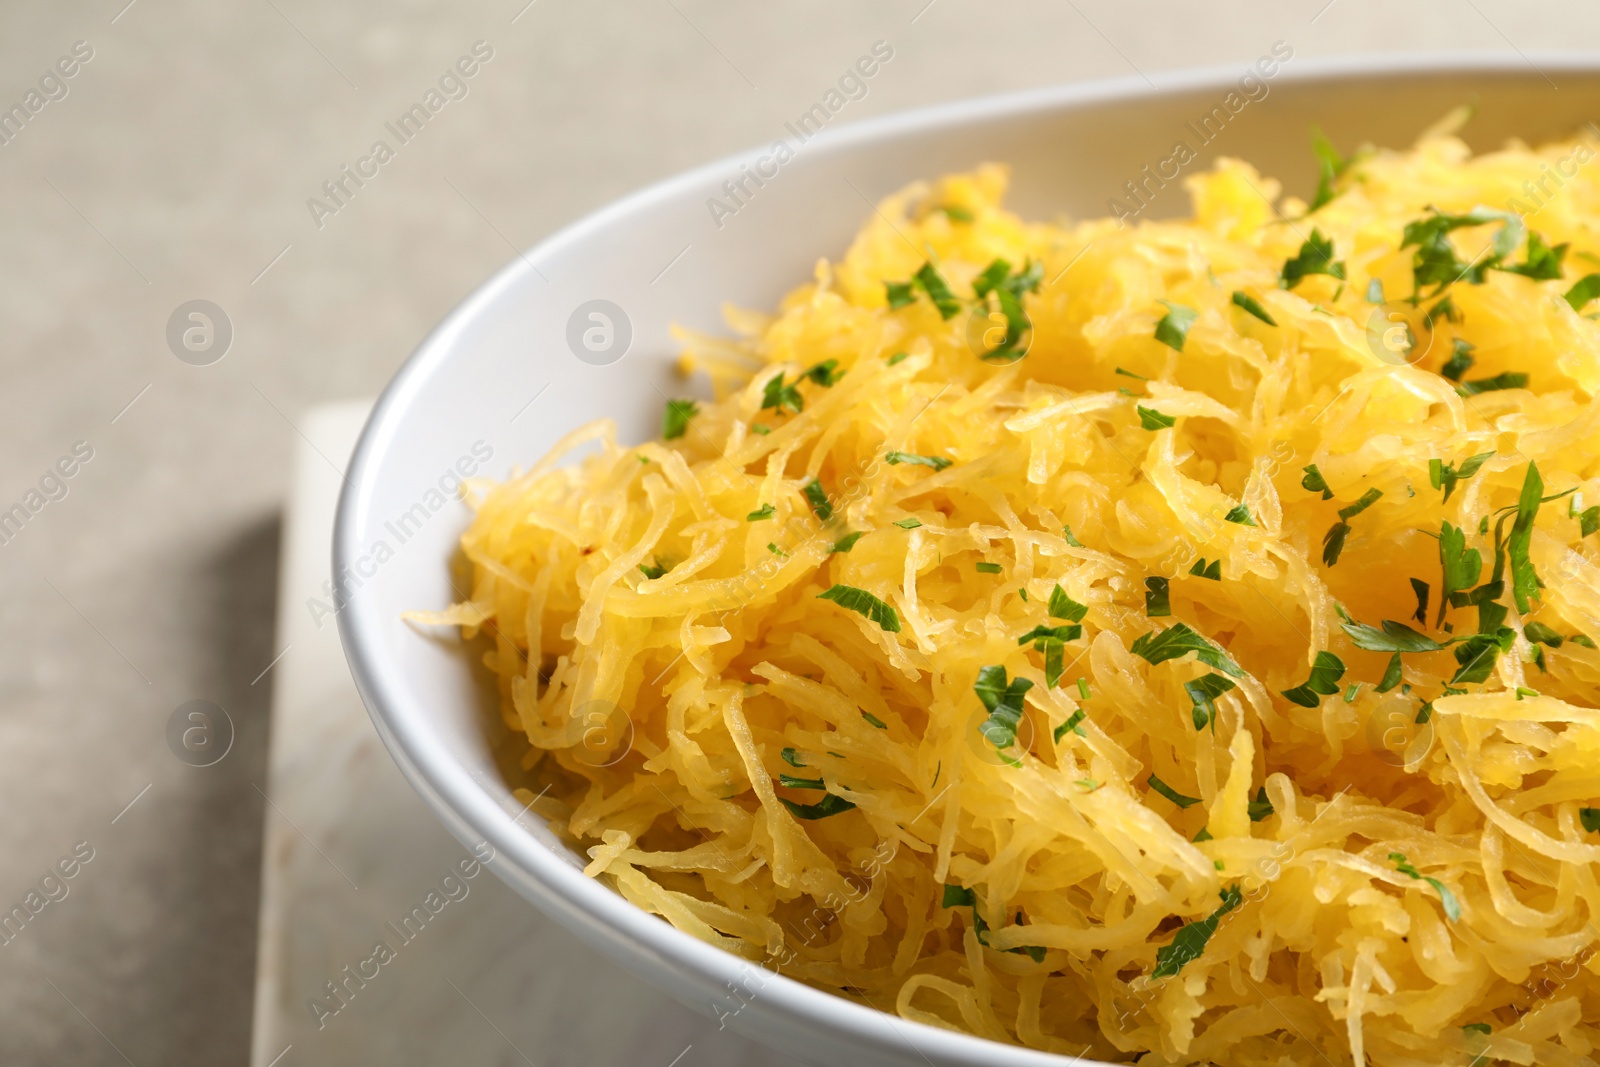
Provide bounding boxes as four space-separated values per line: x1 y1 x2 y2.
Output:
249 400 805 1067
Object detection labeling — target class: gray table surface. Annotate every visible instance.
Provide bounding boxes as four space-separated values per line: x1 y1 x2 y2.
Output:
0 1 1587 1063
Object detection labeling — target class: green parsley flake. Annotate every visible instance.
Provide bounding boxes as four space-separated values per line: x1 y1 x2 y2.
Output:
885 450 952 471
662 398 699 440
1390 852 1461 921
802 478 833 521
1131 622 1244 677
1565 273 1600 311
1224 504 1257 526
1151 885 1243 979
1049 585 1089 622
886 351 910 366
1440 339 1475 382
804 359 842 386
1053 708 1087 742
747 504 775 521
861 710 887 729
761 372 804 415
1147 773 1201 808
976 561 1003 574
1185 673 1236 731
1230 290 1277 325
975 665 1034 763
817 584 900 632
780 747 806 768
1302 464 1334 500
779 793 857 820
1138 406 1177 430
1189 557 1222 580
1281 650 1346 707
1282 229 1346 289
1145 576 1172 617
893 517 923 529
1154 301 1198 352
831 531 865 553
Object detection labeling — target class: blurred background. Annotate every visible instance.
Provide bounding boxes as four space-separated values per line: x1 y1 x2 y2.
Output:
0 1 1589 1063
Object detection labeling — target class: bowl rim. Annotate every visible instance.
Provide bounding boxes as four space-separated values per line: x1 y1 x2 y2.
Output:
336 50 1600 1066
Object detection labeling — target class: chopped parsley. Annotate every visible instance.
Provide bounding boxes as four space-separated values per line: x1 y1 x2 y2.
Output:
1440 339 1475 382
1054 707 1087 742
779 774 826 790
1151 885 1242 979
1450 627 1515 685
1339 616 1445 653
1131 622 1244 677
817 584 901 632
1581 506 1600 538
975 561 1002 574
1507 462 1546 613
1301 464 1334 500
761 372 804 415
1436 521 1483 626
1523 621 1564 647
1410 577 1430 623
1389 852 1461 921
1581 808 1600 833
662 398 699 440
885 450 952 471
886 350 910 366
971 258 1042 363
1501 230 1568 280
779 792 857 820
804 359 843 386
1281 229 1346 289
1061 525 1084 547
885 281 916 308
780 747 806 768
1185 673 1236 731
1049 585 1089 622
747 503 775 521
1248 786 1275 822
767 542 785 555
1401 207 1524 299
1154 301 1198 352
937 204 974 223
1147 774 1201 809
1565 273 1600 311
1281 650 1346 707
913 262 962 320
861 710 887 729
1189 557 1222 580
1323 488 1383 566
1307 127 1351 213
1429 452 1494 503
1458 372 1529 396
802 478 833 521
831 531 865 553
639 561 670 580
1230 290 1277 325
1224 504 1257 527
1145 576 1172 617
1138 406 1177 430
1377 652 1403 693
893 517 923 529
975 665 1034 763
750 423 772 435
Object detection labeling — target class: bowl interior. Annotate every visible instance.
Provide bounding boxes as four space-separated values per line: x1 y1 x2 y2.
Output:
337 55 1600 1067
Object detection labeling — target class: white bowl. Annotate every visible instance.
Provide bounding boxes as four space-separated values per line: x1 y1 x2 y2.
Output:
336 54 1600 1067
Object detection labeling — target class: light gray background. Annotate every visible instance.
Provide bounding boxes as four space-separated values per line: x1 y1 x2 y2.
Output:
0 1 1585 1063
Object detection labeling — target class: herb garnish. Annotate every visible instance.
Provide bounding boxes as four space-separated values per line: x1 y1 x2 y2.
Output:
662 399 699 440
1147 774 1201 809
1429 452 1494 502
975 665 1034 764
1138 406 1177 430
761 372 804 415
1389 852 1461 921
817 584 901 632
1131 622 1244 677
1189 557 1222 580
1145 576 1172 617
1151 885 1243 979
747 503 775 521
1154 301 1198 351
1231 290 1277 326
802 479 833 521
1185 674 1236 731
1281 230 1346 289
885 451 952 471
1281 651 1346 707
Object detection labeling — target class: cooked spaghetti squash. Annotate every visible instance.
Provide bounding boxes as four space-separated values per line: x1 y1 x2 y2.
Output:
419 118 1600 1066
